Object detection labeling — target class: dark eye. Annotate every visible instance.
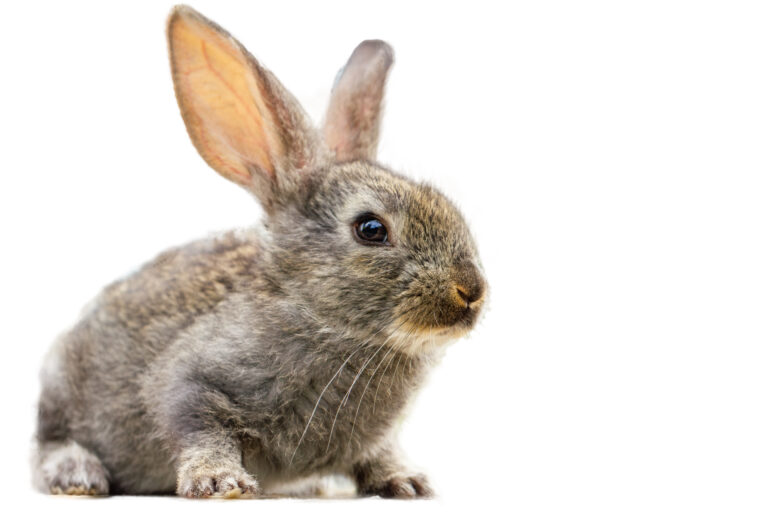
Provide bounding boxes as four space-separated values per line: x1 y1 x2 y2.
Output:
353 215 389 245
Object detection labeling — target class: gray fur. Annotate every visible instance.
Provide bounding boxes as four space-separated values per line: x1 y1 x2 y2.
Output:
34 5 486 499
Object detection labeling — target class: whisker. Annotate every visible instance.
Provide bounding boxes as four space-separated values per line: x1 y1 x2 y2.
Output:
372 344 401 414
392 349 405 386
324 316 412 453
347 341 399 448
324 334 391 452
290 344 364 466
372 321 418 413
294 305 422 462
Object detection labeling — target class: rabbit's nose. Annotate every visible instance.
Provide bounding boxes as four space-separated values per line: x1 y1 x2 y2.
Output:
453 282 485 308
451 264 486 308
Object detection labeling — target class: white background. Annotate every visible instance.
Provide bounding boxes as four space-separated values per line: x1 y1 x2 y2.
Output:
1 1 767 511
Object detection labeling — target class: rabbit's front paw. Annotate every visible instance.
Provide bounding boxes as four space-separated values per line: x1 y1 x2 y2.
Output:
360 473 434 499
177 465 259 498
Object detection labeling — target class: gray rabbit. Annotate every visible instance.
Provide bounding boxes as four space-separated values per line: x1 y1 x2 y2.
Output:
34 5 486 499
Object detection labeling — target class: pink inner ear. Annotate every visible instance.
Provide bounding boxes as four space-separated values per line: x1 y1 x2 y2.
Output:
169 9 283 186
197 40 274 179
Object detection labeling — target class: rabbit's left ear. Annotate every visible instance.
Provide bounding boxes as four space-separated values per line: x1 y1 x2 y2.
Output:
167 5 322 211
323 40 394 162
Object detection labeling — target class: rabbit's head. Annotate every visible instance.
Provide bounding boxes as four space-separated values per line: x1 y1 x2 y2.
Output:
168 6 486 354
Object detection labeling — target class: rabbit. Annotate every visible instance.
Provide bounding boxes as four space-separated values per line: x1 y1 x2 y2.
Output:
33 4 486 499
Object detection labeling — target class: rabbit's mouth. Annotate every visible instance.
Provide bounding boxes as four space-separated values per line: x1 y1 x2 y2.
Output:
390 298 484 354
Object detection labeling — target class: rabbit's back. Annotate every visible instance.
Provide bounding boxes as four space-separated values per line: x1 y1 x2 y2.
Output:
99 229 262 343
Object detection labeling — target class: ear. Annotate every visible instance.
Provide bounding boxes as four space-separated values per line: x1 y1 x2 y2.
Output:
167 5 322 211
323 40 394 162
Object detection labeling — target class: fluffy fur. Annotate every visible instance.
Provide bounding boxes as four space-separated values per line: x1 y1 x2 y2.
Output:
34 5 486 499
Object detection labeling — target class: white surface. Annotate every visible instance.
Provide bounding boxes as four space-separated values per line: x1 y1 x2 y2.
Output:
1 0 767 510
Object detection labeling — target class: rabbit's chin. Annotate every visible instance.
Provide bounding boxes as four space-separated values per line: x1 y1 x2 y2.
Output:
385 321 476 356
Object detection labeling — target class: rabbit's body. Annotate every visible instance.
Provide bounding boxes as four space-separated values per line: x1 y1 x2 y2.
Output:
35 6 485 498
38 227 430 494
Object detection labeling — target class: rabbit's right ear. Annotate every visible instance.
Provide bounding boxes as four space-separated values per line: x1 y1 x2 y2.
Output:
167 6 322 211
323 40 394 162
